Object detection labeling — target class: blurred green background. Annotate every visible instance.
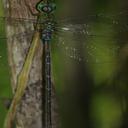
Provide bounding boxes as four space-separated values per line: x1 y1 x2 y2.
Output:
0 0 128 128
0 0 12 127
52 0 128 128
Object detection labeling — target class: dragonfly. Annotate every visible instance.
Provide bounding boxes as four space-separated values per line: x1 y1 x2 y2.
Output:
1 0 128 128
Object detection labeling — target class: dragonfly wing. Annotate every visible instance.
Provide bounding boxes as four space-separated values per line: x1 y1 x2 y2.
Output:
57 20 128 37
0 16 36 37
0 17 37 26
56 11 128 38
57 11 128 25
53 19 128 64
53 33 120 64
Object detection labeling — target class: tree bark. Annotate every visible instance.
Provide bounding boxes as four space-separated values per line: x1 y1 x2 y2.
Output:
3 0 59 128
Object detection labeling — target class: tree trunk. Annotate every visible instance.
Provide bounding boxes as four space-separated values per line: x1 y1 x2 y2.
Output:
3 0 59 128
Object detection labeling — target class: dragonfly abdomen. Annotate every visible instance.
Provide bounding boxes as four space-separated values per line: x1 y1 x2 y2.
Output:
43 41 52 128
46 48 52 128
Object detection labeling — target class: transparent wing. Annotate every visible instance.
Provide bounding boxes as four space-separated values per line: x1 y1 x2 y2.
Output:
0 10 128 36
57 18 128 36
0 10 128 28
53 14 128 64
1 11 128 64
0 16 36 43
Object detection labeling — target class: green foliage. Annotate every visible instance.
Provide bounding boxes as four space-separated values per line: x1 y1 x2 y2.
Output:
0 1 12 127
91 93 123 128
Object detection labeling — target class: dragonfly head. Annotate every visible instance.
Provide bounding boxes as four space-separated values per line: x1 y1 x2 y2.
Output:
36 1 56 14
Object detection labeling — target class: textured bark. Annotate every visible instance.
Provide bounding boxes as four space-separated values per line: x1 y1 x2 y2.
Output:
3 0 59 128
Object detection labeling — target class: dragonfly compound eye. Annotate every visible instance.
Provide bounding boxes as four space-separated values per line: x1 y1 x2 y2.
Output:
36 1 56 14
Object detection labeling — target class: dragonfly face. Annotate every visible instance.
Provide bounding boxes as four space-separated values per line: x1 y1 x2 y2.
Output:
36 1 56 14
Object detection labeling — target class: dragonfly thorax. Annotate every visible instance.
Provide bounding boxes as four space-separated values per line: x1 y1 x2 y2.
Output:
41 21 55 41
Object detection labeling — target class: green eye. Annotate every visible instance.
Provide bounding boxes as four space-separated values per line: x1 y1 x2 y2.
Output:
36 1 56 14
